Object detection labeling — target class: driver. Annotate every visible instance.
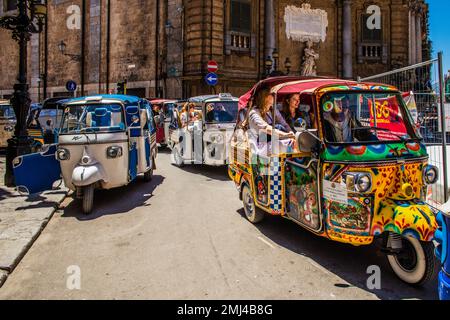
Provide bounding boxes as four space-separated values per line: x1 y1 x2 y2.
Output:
323 95 375 143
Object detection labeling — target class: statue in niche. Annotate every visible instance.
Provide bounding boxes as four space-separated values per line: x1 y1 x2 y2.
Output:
301 40 319 76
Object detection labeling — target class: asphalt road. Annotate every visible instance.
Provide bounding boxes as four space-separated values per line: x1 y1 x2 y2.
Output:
0 150 439 300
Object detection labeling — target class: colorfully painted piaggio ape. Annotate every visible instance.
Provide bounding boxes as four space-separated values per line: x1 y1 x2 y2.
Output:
13 95 158 214
0 99 15 148
169 93 239 166
435 203 450 299
229 77 440 285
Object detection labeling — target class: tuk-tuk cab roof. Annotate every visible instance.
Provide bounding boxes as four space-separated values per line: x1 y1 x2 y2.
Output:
149 99 177 105
42 97 72 109
65 94 143 106
238 76 398 109
188 94 238 103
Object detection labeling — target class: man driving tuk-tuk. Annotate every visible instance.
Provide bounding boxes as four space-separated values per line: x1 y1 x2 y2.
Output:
229 76 440 286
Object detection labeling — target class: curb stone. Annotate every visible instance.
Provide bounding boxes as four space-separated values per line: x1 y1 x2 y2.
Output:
0 189 67 288
0 270 7 287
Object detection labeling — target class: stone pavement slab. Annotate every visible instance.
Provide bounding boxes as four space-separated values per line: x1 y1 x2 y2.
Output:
0 185 67 287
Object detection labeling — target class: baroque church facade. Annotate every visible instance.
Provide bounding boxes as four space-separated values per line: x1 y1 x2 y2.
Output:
0 0 429 100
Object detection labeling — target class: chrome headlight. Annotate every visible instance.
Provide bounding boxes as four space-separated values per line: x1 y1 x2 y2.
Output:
424 165 438 185
56 148 70 161
210 133 223 144
355 173 372 193
107 146 123 159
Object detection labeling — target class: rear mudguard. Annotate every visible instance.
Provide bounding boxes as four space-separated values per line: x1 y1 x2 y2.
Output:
372 199 438 241
72 164 106 187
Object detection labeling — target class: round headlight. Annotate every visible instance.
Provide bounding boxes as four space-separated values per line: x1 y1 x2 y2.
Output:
107 146 123 159
355 174 372 193
56 148 70 161
424 165 438 185
211 134 223 144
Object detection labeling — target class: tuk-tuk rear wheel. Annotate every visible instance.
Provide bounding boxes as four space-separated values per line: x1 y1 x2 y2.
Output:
387 236 439 286
242 184 264 224
82 184 94 215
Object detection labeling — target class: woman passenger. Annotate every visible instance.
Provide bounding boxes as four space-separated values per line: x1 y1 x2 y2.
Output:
180 104 189 127
248 89 295 155
281 93 300 131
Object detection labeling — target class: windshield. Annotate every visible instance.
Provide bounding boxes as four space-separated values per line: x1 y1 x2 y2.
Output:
164 103 176 118
60 103 125 134
205 101 238 123
0 105 15 119
321 92 419 144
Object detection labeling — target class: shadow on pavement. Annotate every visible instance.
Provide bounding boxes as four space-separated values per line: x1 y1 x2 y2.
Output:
176 164 230 182
159 146 230 181
236 208 439 300
62 175 165 221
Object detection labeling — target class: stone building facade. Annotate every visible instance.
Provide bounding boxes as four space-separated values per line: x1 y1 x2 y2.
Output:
0 0 429 101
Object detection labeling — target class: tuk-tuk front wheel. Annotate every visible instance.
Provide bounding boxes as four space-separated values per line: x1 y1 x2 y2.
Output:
386 236 438 286
82 184 94 215
172 146 184 167
144 168 153 182
242 184 264 224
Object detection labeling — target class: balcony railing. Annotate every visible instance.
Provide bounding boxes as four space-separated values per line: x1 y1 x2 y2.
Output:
358 43 388 64
225 31 256 56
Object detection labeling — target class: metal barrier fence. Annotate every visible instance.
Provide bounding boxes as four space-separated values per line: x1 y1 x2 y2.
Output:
358 52 448 207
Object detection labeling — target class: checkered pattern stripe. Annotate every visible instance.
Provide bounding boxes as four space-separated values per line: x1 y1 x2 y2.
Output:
269 158 282 213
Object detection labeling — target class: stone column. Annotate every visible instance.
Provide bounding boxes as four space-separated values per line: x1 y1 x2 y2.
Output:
416 13 422 63
342 0 353 79
265 0 275 68
410 11 417 64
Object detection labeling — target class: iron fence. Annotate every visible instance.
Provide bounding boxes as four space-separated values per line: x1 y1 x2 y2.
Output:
358 53 448 207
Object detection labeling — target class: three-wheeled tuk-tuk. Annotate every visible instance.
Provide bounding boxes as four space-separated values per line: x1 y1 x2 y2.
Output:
13 95 158 214
26 97 71 151
229 77 440 286
169 93 239 166
435 203 450 299
0 99 15 148
149 99 178 148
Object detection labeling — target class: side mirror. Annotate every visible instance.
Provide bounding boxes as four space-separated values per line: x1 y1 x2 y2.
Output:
293 118 307 132
295 129 320 153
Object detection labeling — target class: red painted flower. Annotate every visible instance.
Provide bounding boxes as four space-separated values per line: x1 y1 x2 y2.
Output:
346 146 367 156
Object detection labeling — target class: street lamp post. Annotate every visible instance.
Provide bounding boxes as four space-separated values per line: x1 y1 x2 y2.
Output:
265 56 273 78
57 40 82 62
265 49 292 78
0 0 47 187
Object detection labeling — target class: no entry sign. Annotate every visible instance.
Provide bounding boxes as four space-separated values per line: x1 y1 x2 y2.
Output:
207 60 218 73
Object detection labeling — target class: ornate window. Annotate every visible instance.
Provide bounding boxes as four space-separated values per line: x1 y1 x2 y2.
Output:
225 0 255 56
4 0 17 12
358 4 387 64
230 0 251 33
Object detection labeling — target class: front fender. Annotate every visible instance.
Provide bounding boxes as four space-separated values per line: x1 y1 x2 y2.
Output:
372 199 438 241
72 164 106 187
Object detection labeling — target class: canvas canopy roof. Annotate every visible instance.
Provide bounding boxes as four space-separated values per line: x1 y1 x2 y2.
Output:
238 76 400 110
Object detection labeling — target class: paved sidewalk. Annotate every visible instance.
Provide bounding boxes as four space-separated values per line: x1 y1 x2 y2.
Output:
0 151 67 287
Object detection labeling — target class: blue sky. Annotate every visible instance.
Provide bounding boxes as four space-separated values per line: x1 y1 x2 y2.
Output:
428 0 450 74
